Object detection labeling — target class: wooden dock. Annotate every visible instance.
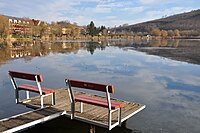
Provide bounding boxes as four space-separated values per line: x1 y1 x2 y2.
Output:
0 88 145 132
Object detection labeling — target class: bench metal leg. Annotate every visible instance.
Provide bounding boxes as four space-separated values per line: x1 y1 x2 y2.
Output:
39 93 56 108
108 108 122 130
26 91 30 99
71 103 75 119
41 95 44 108
15 89 19 104
11 78 20 104
80 102 83 113
52 93 56 105
119 108 122 126
108 110 112 130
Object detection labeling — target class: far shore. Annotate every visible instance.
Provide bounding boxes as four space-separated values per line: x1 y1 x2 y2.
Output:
1 35 200 44
1 35 145 42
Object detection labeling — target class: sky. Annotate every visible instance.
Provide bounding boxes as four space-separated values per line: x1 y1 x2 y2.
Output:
0 0 199 27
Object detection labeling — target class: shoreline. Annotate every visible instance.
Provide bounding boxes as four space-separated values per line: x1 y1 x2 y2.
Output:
1 35 200 43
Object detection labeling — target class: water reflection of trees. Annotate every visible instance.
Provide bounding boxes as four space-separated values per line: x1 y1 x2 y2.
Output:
134 39 200 65
0 43 11 64
106 39 181 48
1 39 200 65
86 42 106 55
149 39 180 48
0 41 72 64
0 41 107 64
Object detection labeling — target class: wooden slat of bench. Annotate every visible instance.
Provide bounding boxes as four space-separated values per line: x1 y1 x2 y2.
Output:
9 70 43 82
75 95 125 107
75 95 125 110
68 79 114 93
18 84 56 94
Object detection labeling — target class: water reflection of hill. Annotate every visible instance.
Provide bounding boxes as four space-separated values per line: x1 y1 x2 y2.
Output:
106 39 200 65
134 39 200 65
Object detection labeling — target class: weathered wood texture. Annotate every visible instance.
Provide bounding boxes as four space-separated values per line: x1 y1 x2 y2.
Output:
0 108 63 132
0 88 145 132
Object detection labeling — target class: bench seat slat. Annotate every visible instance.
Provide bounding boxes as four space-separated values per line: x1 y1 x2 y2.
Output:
18 84 56 94
75 95 124 106
75 95 125 109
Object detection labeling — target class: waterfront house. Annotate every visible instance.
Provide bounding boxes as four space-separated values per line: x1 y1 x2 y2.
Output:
0 15 41 38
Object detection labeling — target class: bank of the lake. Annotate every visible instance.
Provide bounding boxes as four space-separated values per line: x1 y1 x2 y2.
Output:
0 39 200 133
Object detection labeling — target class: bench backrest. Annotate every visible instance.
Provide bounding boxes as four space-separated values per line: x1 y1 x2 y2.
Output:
8 70 43 82
67 79 114 93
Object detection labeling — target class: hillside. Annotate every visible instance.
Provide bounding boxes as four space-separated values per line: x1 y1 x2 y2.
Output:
114 9 200 34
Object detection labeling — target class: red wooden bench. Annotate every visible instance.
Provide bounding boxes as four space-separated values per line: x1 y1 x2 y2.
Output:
8 70 56 108
65 79 125 130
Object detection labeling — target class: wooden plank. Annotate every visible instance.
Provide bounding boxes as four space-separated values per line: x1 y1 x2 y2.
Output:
0 88 145 132
25 89 145 124
75 95 124 109
0 108 65 133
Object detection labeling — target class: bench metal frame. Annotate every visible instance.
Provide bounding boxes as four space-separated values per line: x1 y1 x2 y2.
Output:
9 71 55 108
65 79 122 130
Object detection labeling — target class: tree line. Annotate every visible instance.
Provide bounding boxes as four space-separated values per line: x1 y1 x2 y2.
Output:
0 15 109 40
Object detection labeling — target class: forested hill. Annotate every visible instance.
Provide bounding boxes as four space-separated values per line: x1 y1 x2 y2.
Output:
114 9 200 34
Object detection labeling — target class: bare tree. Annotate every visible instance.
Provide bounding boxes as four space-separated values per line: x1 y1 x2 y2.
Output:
0 15 9 38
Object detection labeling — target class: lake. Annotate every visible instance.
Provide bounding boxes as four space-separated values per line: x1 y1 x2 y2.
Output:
0 39 200 133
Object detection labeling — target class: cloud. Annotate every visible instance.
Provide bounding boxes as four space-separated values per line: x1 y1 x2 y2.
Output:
105 15 117 19
139 0 163 4
139 0 180 5
70 15 92 25
94 7 111 13
0 0 198 27
0 0 77 21
97 2 128 8
94 19 135 27
122 6 144 14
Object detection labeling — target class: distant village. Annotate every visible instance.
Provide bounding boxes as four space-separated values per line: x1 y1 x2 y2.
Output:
0 15 121 42
1 15 159 42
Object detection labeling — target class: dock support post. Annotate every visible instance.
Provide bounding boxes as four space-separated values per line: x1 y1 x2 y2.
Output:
121 120 127 128
90 125 96 133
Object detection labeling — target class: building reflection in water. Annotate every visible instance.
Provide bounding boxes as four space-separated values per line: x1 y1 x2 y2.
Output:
0 41 108 65
1 39 200 65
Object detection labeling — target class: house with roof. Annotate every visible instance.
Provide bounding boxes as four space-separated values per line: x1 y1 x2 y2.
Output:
0 15 41 38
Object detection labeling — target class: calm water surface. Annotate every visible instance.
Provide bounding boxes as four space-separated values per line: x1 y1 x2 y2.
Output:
0 40 200 133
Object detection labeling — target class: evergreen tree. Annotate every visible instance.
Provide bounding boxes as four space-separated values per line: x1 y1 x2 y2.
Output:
87 21 97 36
